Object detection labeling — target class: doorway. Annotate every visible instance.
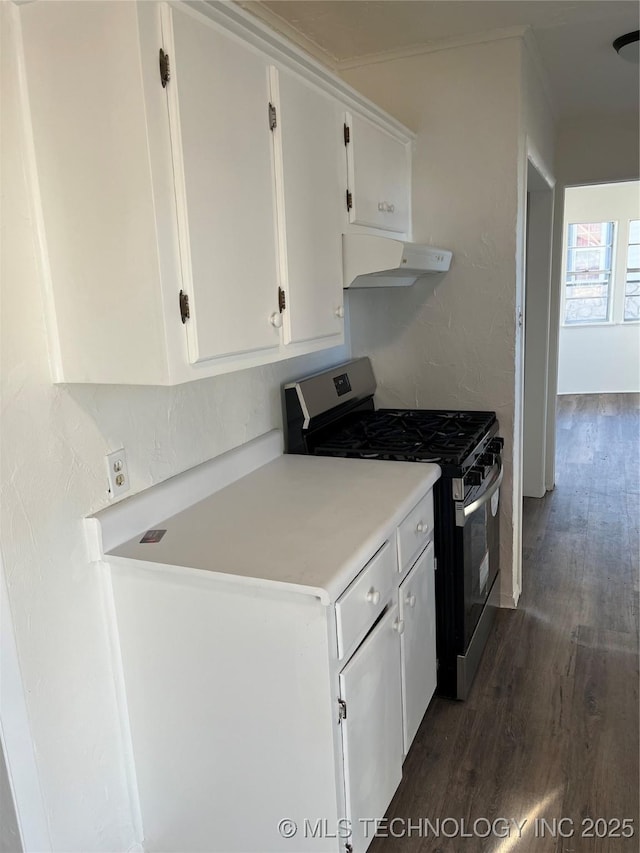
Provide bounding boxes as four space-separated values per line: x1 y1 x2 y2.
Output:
557 180 640 395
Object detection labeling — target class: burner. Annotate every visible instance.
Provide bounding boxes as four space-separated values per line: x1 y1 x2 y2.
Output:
311 409 496 468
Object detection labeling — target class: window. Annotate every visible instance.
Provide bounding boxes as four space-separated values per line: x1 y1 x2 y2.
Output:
564 221 615 324
624 220 640 322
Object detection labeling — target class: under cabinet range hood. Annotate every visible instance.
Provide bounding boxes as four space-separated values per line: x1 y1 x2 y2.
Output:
342 234 452 288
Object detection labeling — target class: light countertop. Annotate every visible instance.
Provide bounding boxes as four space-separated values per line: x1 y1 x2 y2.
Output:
107 454 440 603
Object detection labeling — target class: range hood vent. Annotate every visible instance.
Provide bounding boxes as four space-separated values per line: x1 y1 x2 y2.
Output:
342 234 452 288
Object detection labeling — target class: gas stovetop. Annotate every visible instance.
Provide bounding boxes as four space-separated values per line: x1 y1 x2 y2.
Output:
310 409 497 469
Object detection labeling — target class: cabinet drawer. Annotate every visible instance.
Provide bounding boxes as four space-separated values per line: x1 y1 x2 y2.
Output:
336 542 396 660
397 492 434 576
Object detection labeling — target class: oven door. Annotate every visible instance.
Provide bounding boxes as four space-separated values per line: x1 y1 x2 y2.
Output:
454 461 502 697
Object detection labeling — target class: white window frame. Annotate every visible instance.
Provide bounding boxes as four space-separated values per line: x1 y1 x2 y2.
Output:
561 220 617 327
623 219 640 323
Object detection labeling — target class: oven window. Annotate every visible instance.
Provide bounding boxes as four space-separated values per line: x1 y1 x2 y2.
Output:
462 501 499 647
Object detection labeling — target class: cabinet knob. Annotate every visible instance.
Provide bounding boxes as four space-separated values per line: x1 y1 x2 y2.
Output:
269 312 283 328
393 618 405 635
405 593 416 608
335 305 344 319
366 588 381 606
416 521 428 534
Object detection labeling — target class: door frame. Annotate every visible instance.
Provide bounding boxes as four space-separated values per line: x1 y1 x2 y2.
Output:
523 159 556 497
512 141 555 606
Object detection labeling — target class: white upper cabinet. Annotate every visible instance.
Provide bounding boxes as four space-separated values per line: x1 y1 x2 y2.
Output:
16 1 413 385
271 68 344 346
162 5 281 362
346 111 411 236
18 0 172 385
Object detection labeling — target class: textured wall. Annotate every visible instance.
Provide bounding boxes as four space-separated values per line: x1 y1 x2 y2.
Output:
1 6 347 850
342 38 523 605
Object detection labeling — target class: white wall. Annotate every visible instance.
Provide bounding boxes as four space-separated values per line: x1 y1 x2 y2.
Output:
557 181 640 394
342 35 554 606
0 743 22 853
1 552 50 853
0 6 348 850
559 323 640 393
521 48 555 172
555 115 640 188
520 46 556 498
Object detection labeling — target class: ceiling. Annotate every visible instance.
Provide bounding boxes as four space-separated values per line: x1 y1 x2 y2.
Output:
239 1 640 118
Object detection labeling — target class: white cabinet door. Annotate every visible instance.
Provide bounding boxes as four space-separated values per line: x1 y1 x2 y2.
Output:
272 68 344 345
163 5 281 363
339 605 404 853
18 0 172 385
346 111 410 235
399 543 437 755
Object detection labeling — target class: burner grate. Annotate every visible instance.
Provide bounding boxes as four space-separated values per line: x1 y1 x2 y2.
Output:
310 409 496 466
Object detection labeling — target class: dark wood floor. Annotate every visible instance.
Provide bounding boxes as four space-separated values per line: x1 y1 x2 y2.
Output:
371 394 639 853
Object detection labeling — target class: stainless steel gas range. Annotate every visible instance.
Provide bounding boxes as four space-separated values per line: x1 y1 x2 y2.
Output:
284 357 504 700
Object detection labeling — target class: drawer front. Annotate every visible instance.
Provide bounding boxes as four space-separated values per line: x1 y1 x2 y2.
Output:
336 541 396 660
397 492 434 576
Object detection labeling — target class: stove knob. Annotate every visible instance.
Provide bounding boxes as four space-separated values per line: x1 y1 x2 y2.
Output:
466 468 483 486
478 453 495 469
489 437 504 453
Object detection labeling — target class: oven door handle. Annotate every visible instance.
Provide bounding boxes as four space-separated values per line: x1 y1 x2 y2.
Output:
455 462 503 527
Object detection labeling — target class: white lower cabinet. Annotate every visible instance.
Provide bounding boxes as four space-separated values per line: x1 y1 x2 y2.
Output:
105 480 437 853
399 542 438 755
339 605 404 853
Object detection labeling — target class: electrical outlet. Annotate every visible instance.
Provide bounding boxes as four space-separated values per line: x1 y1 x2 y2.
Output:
105 448 130 498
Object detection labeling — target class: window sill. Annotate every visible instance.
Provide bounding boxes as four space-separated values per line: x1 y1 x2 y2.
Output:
561 320 640 328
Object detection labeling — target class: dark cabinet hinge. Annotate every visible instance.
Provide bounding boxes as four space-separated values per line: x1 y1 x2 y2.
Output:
179 290 190 323
278 287 286 313
268 102 277 131
159 49 170 88
346 190 353 211
343 123 350 145
338 699 347 723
